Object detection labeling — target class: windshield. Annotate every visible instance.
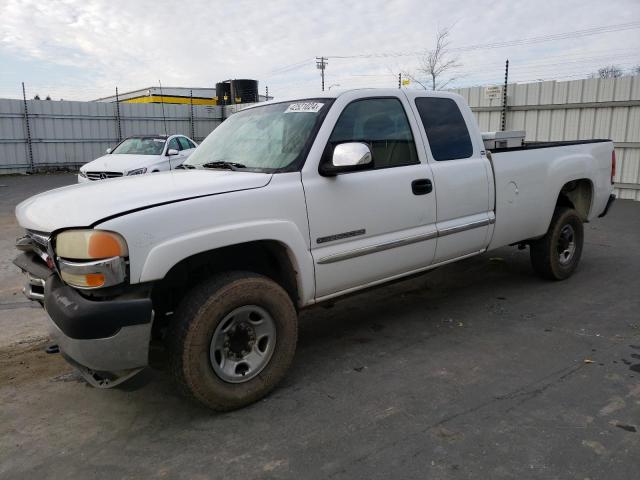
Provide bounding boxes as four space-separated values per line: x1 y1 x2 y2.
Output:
111 137 166 155
184 99 331 172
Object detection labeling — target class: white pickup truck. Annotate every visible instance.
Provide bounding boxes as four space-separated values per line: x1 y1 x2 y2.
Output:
14 89 616 410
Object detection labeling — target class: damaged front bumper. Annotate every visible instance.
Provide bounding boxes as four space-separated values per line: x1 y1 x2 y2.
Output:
14 252 153 387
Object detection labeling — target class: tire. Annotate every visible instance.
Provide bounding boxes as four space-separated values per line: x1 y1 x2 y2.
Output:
530 207 584 280
167 271 298 411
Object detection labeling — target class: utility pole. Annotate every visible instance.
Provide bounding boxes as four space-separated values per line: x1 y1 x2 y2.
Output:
316 57 327 91
501 59 509 132
189 89 195 140
115 86 122 142
21 82 34 172
158 79 168 138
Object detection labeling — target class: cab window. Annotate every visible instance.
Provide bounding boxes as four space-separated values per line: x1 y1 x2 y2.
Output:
328 98 419 169
415 97 473 161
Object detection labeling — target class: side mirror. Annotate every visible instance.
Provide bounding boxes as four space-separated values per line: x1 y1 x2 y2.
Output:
167 148 179 156
105 148 112 154
319 142 372 176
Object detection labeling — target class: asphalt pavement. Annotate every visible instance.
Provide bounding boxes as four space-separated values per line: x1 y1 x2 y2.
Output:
0 173 638 479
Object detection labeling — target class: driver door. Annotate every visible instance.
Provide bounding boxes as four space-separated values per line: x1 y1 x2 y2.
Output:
302 96 438 299
166 137 185 169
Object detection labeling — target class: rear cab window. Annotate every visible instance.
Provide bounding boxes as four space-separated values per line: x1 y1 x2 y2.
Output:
414 97 473 161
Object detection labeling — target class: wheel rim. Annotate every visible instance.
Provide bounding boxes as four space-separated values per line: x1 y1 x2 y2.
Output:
209 305 277 383
557 224 576 266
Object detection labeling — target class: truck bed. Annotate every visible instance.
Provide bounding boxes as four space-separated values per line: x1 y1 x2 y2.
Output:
487 139 614 250
490 138 611 153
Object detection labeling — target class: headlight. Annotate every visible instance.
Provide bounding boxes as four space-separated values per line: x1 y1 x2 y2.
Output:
55 230 128 289
56 230 128 259
78 170 87 178
127 167 147 176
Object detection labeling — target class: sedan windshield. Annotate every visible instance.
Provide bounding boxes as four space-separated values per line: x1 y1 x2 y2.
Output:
184 100 331 172
111 137 166 155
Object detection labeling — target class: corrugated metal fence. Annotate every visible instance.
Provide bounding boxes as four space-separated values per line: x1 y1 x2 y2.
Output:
452 75 640 201
2 78 640 201
0 99 225 174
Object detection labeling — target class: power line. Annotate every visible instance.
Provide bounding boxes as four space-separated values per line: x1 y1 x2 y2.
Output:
270 58 314 75
326 22 640 59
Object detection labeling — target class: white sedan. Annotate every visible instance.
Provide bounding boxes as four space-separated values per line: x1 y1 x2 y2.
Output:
78 134 197 182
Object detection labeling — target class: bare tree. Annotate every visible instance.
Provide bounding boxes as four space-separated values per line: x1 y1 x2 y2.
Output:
592 65 624 79
633 65 640 75
404 27 460 90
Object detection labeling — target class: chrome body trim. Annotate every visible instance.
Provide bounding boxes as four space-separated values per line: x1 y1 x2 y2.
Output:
317 230 438 264
49 313 152 373
437 216 495 237
19 230 54 266
86 171 123 181
58 256 127 289
23 273 45 301
332 142 372 167
316 215 496 265
15 236 34 251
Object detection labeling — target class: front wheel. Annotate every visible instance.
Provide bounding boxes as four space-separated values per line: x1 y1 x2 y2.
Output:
530 207 584 280
167 271 298 411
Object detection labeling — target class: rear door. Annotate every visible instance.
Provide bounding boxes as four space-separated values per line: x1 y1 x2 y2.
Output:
302 93 438 299
408 94 494 262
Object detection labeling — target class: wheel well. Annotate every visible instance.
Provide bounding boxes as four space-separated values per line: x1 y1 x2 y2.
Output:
557 179 592 220
151 240 300 319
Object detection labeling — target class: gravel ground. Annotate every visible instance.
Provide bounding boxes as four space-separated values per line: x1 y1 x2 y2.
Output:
0 174 638 479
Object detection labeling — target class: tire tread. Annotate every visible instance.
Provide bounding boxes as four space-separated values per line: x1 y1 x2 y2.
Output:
167 271 297 411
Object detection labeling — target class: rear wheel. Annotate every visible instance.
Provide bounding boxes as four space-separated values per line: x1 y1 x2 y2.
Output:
167 271 298 411
530 207 584 280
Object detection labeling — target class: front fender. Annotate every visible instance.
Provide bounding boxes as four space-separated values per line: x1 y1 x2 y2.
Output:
139 220 314 304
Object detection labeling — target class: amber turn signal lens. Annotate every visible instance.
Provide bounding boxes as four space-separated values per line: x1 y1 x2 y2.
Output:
88 232 124 258
60 271 106 288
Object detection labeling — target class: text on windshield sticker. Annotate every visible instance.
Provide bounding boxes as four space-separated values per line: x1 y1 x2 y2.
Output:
285 102 324 113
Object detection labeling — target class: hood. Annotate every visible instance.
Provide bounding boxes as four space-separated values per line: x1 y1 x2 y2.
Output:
16 170 272 232
81 154 160 173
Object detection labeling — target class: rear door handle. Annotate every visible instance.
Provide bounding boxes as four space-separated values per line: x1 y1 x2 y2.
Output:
411 178 433 195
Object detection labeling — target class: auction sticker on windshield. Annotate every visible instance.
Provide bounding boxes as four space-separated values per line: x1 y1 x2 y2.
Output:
285 102 324 113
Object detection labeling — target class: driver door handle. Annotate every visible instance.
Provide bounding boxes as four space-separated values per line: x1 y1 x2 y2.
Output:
411 178 433 195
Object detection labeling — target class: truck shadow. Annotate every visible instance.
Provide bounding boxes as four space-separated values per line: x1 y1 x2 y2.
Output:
113 247 541 412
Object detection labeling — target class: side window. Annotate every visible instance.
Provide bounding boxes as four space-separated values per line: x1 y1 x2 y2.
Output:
415 97 473 161
187 139 196 149
167 137 179 152
328 98 419 169
177 137 192 150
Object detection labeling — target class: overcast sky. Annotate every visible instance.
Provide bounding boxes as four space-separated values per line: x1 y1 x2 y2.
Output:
1 0 639 101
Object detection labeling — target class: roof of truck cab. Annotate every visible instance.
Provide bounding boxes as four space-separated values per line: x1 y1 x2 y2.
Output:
242 88 463 110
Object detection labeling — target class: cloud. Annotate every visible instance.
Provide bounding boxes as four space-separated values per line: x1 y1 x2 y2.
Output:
1 0 639 100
